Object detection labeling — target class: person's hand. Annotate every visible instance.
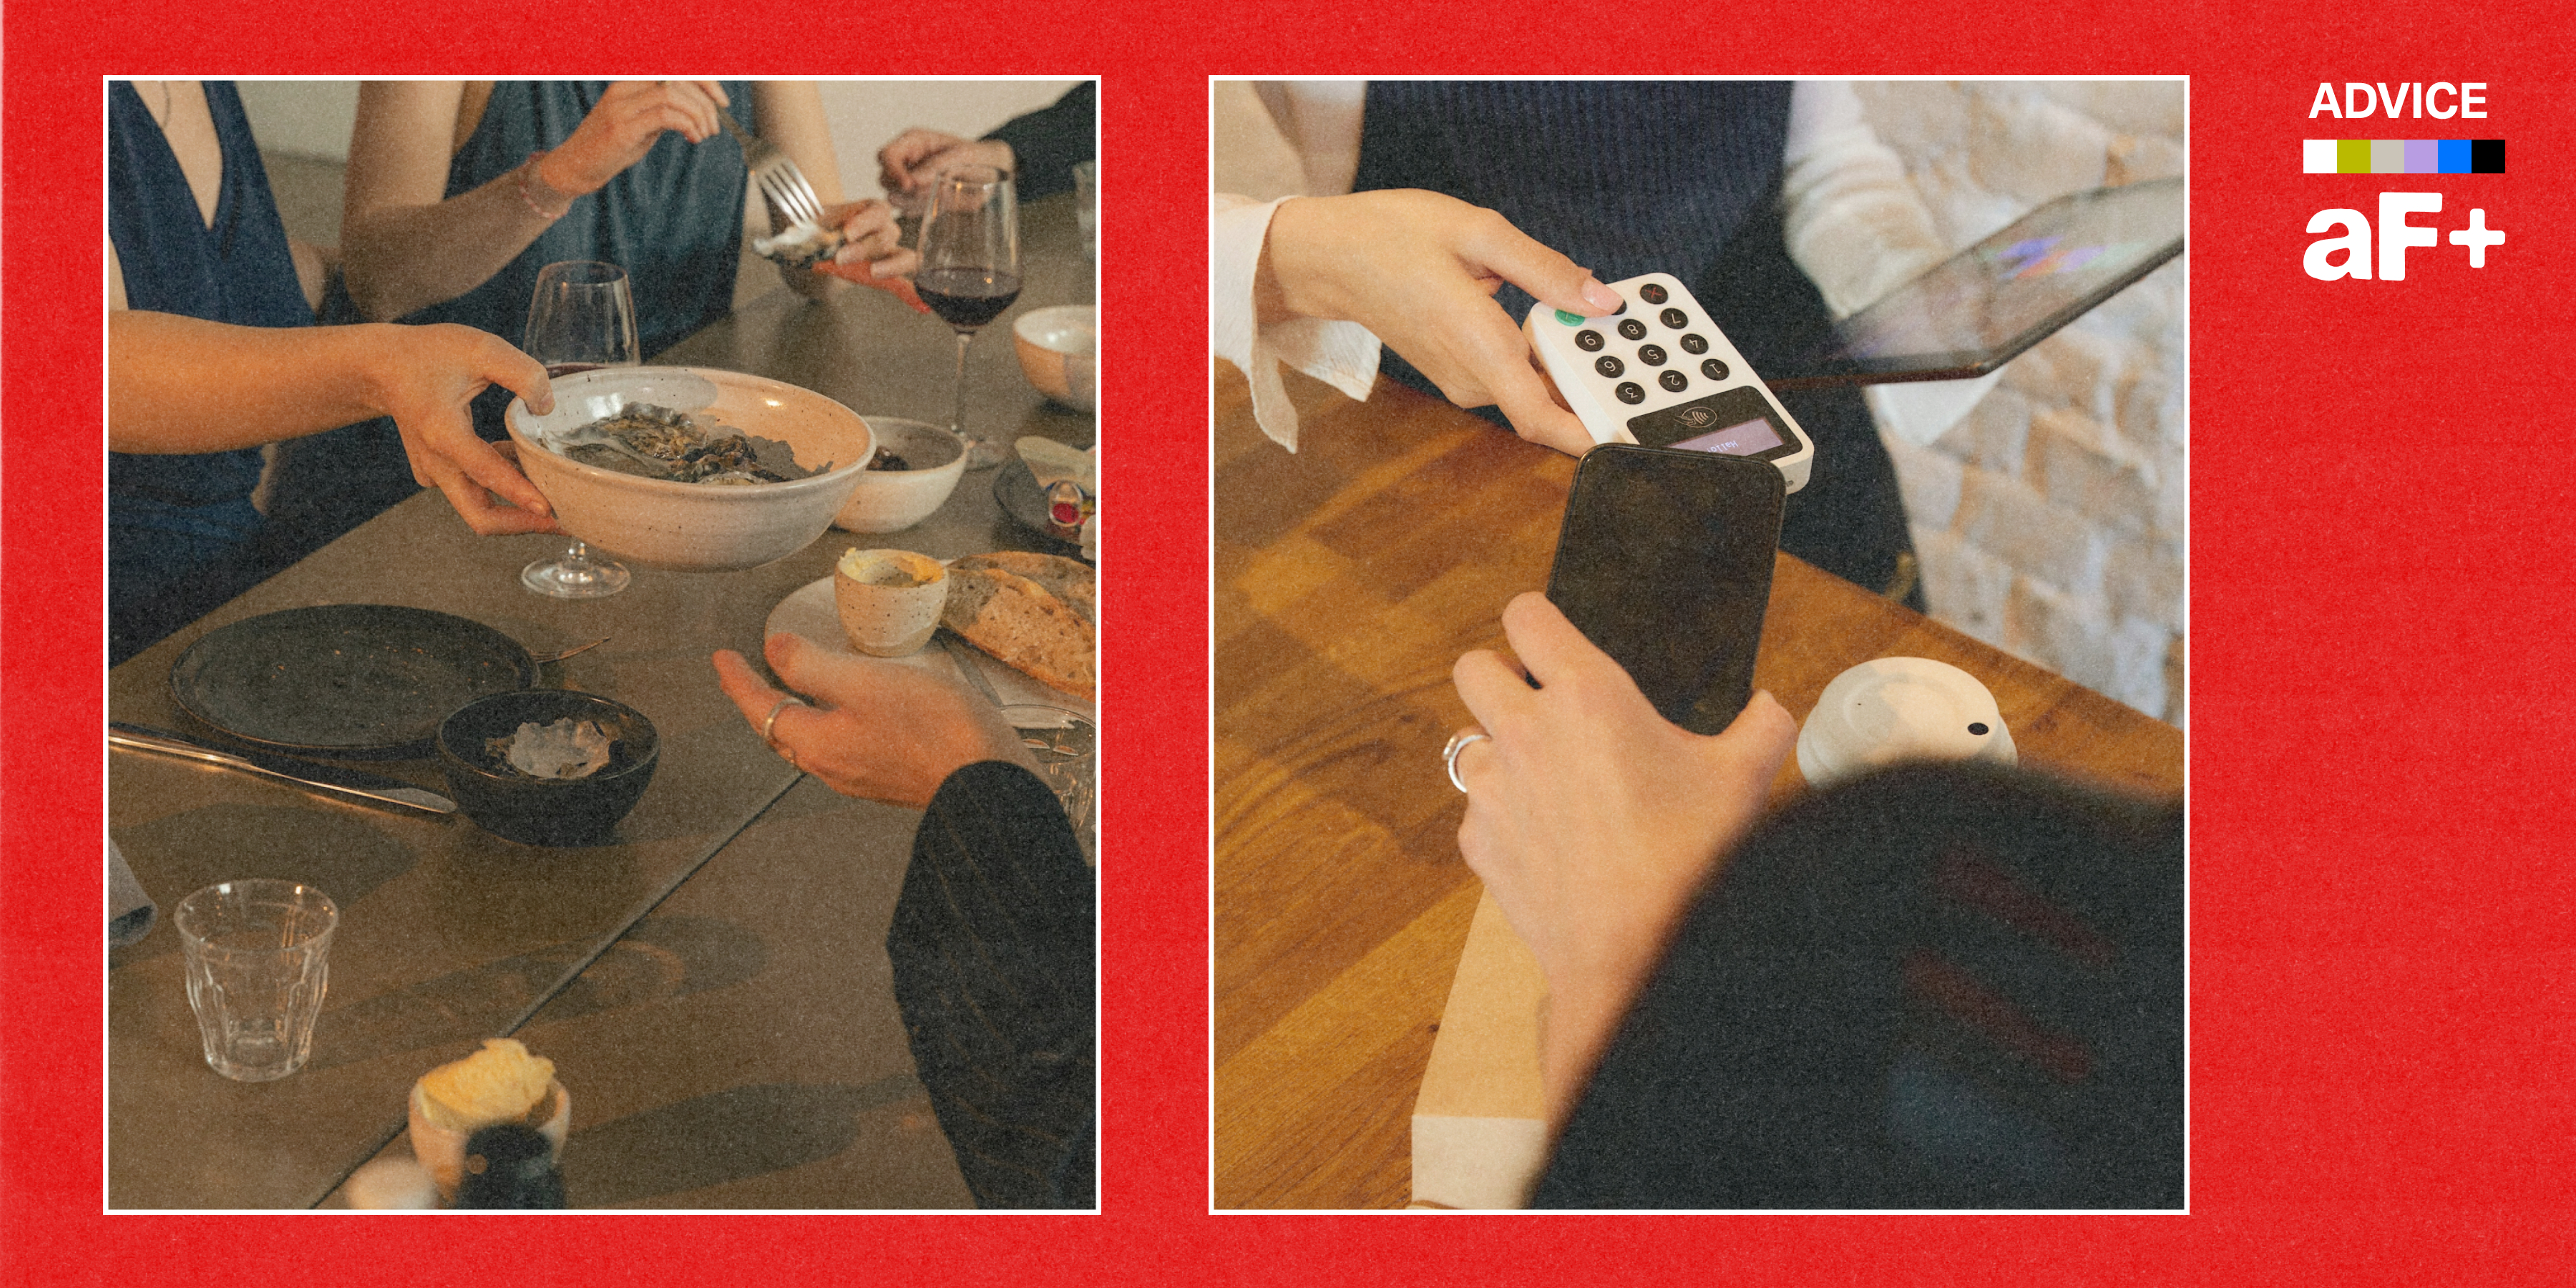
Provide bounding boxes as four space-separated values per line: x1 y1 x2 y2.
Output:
712 633 1036 808
1259 190 1624 455
876 129 1013 204
784 198 922 306
536 80 729 197
367 323 560 536
1449 591 1795 1097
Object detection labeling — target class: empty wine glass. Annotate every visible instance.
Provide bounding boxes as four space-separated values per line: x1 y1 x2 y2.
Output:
914 165 1020 469
519 261 638 598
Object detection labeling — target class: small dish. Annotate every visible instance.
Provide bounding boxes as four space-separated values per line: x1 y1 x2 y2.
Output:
834 419 968 533
1012 305 1096 411
436 691 659 847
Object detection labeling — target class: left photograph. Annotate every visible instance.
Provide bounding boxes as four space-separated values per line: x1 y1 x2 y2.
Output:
104 78 1098 1210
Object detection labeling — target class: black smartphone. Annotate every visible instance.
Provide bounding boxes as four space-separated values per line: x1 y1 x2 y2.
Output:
1544 444 1785 735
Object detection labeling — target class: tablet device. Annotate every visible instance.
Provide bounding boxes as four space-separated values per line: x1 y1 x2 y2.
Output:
1763 177 2182 391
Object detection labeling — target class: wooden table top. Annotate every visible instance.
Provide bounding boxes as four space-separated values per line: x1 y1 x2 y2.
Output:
1211 364 2182 1209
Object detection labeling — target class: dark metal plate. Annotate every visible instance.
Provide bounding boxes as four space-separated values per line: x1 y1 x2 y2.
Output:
170 605 536 758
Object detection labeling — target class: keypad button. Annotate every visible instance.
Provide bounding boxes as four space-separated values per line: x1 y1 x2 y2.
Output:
1660 308 1689 330
1553 308 1585 326
1615 382 1646 405
1637 343 1668 366
1700 358 1729 381
1639 283 1669 304
1659 370 1689 393
1594 355 1624 378
1575 329 1606 352
1617 318 1647 341
1679 333 1709 354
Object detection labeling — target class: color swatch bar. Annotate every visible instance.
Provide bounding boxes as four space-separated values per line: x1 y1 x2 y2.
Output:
2303 139 2504 173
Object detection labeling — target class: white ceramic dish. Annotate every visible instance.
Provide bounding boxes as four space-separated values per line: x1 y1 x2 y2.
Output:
1012 305 1097 411
505 367 875 571
833 418 968 533
765 574 1095 720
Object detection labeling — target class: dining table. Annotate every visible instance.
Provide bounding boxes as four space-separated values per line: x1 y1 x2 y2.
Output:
105 193 1093 1210
1210 362 2184 1209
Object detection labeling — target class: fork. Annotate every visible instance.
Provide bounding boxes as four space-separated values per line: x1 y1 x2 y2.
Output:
719 108 827 233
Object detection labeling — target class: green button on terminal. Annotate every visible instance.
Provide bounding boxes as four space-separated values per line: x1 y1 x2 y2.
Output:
1554 309 1584 326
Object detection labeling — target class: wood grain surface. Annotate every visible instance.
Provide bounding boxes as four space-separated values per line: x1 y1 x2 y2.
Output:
1212 364 2182 1209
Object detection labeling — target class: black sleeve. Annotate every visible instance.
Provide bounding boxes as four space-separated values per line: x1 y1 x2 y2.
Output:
982 81 1096 203
1532 763 2183 1210
884 759 1096 1209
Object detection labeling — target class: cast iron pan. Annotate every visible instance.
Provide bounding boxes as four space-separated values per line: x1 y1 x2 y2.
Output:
170 605 536 758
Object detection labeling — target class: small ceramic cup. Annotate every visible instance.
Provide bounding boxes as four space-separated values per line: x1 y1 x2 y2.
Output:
409 1078 570 1205
1795 657 2019 789
833 548 950 657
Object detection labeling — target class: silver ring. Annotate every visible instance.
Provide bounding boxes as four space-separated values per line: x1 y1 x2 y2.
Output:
1442 730 1490 794
761 696 804 743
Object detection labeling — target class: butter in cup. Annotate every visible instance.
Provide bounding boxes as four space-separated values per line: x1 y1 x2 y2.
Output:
833 548 949 657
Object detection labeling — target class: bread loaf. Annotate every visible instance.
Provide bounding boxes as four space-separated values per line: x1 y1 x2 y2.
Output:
942 555 1095 701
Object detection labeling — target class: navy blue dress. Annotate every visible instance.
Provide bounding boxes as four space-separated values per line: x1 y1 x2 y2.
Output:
1352 82 1919 604
265 80 755 555
108 81 316 664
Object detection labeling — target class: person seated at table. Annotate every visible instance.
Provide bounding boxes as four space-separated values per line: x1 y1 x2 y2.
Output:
263 80 919 557
1445 592 2182 1208
108 80 560 665
712 635 1095 1210
1215 81 1946 608
877 79 1096 204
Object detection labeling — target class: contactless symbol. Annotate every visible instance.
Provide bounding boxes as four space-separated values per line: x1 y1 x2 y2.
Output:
1679 406 1718 429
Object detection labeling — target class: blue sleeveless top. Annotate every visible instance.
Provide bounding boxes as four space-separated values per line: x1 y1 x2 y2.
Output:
1353 81 1792 330
107 79 312 516
401 80 754 436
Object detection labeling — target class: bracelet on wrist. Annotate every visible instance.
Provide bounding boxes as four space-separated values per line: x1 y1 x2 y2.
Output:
516 151 574 221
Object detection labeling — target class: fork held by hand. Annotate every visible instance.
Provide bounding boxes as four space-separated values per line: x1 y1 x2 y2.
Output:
721 109 826 232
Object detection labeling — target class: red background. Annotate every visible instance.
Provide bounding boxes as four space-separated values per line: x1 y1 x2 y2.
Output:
9 1 2575 1282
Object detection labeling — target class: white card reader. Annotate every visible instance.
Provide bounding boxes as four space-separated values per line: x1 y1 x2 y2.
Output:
1523 272 1813 494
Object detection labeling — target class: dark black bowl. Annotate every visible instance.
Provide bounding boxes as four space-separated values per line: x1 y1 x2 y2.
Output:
436 691 658 847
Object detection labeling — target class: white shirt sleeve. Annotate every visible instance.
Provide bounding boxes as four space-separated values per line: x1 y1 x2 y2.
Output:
1211 192 1382 452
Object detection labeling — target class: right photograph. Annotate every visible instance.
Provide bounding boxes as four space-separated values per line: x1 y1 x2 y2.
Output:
1211 79 2186 1210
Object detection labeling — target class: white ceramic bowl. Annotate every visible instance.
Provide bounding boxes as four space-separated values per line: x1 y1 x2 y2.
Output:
1013 305 1097 411
506 367 875 571
833 418 968 533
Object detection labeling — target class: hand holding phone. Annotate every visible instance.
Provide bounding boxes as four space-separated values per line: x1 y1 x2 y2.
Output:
1544 444 1785 734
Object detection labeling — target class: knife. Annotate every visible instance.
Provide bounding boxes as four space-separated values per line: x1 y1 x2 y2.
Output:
935 630 1009 708
108 722 457 816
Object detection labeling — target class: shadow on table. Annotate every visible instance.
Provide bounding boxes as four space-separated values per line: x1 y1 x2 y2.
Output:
108 803 418 966
302 914 768 1075
562 1076 929 1207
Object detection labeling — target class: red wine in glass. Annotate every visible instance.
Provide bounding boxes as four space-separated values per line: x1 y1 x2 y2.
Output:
916 268 1023 330
915 165 1020 469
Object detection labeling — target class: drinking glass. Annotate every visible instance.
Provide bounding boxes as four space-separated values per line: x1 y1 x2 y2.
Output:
914 165 1020 469
175 880 338 1081
519 260 639 597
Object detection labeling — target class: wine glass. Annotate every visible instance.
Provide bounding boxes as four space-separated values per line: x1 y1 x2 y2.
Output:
914 165 1020 470
519 261 639 598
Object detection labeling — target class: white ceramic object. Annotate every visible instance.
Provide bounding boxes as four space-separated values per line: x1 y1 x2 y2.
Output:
1796 657 2019 788
506 367 876 571
408 1078 570 1204
1013 305 1097 411
832 418 968 533
831 548 949 657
